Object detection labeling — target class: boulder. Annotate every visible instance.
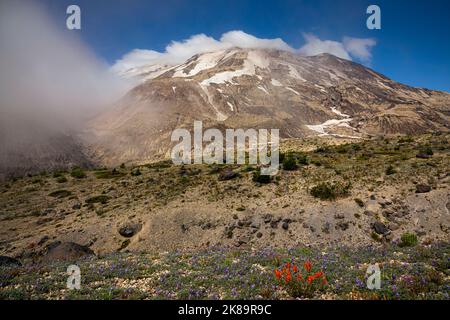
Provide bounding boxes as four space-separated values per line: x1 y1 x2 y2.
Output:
415 184 431 193
40 242 94 263
218 169 239 181
118 223 142 238
372 221 389 235
0 256 22 267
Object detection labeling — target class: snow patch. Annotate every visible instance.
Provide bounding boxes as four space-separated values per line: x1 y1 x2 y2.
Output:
285 87 300 96
199 84 228 121
173 50 227 78
271 79 282 87
287 64 306 82
257 86 269 95
201 50 269 86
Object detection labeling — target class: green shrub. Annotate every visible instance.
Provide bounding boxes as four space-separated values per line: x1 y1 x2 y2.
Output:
131 168 142 176
56 176 67 183
48 190 72 198
310 181 351 200
385 165 396 175
252 169 272 184
419 145 433 156
282 156 298 171
86 195 110 204
71 167 86 179
95 169 125 179
296 153 309 165
399 232 418 247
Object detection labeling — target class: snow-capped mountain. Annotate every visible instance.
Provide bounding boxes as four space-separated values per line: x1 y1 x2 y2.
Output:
85 48 450 166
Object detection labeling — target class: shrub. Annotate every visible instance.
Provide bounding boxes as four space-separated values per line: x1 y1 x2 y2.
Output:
354 198 365 207
282 156 298 171
48 190 72 198
71 167 86 179
385 165 396 175
310 181 351 200
274 261 327 298
56 176 67 183
252 169 272 184
95 169 125 179
131 168 142 176
86 195 110 204
419 145 433 156
399 232 418 247
296 153 309 165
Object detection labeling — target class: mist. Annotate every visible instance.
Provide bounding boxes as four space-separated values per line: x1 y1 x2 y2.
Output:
0 0 130 178
0 0 130 129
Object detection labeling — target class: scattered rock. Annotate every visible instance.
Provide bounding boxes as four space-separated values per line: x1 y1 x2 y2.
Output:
118 223 142 238
201 222 213 230
322 222 331 234
363 210 376 217
263 214 273 223
336 221 349 231
388 222 400 231
256 232 263 238
72 203 81 210
224 227 234 239
282 222 289 230
37 236 50 246
218 169 239 181
416 153 432 159
415 184 431 194
0 256 22 267
372 221 389 235
40 242 94 263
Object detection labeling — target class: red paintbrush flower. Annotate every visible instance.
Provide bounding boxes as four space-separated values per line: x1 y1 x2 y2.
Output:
275 269 282 279
313 271 323 279
285 273 292 283
304 261 312 272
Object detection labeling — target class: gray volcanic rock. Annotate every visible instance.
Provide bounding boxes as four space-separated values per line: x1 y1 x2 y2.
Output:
40 241 95 263
0 255 22 267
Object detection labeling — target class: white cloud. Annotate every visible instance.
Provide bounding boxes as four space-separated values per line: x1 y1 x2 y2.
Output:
343 37 376 62
112 30 294 73
220 30 294 52
298 33 351 60
112 31 377 74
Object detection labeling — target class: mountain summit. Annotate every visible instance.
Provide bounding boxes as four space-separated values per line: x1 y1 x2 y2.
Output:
86 48 450 166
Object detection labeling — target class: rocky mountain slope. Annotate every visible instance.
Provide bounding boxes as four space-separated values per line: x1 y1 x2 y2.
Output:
85 48 450 167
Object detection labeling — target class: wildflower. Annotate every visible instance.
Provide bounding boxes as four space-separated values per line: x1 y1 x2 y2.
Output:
304 261 312 272
274 269 282 279
292 265 298 273
313 271 323 279
307 276 314 284
296 273 303 281
285 273 292 283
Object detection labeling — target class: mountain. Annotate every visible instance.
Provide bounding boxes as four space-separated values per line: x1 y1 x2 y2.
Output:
85 48 450 167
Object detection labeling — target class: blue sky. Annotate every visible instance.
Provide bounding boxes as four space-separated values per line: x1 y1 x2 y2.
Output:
42 0 450 92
